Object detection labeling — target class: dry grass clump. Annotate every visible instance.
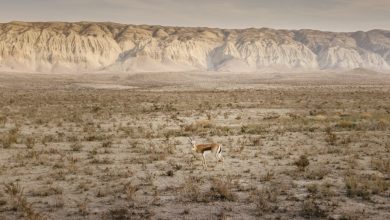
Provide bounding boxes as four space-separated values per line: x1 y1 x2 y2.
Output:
70 142 84 151
76 199 89 216
123 182 139 201
336 120 357 130
325 127 337 145
300 197 328 218
294 155 310 171
3 183 47 220
304 166 330 180
181 176 203 202
182 176 236 202
250 185 279 214
240 124 266 135
345 174 389 200
29 185 63 197
101 140 113 148
206 177 236 201
103 207 132 220
248 136 262 146
0 115 6 127
0 135 12 149
24 136 35 149
371 157 390 174
1 128 19 148
184 120 214 133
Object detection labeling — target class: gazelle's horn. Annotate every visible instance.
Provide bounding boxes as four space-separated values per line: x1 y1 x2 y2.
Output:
187 137 193 142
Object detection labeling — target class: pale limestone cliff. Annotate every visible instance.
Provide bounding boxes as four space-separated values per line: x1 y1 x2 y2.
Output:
0 22 389 73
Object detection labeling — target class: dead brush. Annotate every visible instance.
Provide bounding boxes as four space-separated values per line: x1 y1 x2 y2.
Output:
345 173 389 200
325 127 337 145
336 120 357 130
162 138 176 154
184 120 214 132
206 177 236 201
0 114 6 127
371 157 390 175
76 199 89 216
260 170 275 182
304 166 330 180
181 176 203 202
248 136 262 146
294 155 310 171
70 142 83 152
123 182 139 201
25 136 35 149
3 183 47 220
103 207 132 220
29 185 63 197
1 128 19 148
0 135 12 149
101 140 113 148
300 197 328 218
250 185 279 214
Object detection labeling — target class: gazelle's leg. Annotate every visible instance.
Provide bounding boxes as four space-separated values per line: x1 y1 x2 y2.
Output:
202 153 207 169
217 145 223 162
215 152 220 162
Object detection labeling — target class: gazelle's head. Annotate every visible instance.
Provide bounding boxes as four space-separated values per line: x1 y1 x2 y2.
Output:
187 137 196 151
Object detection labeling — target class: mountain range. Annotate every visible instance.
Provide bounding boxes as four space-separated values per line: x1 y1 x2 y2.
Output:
0 21 389 73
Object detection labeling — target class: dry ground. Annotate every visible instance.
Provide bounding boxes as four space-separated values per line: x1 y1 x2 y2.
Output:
0 71 389 220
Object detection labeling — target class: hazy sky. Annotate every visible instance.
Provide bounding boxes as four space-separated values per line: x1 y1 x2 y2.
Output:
0 0 389 31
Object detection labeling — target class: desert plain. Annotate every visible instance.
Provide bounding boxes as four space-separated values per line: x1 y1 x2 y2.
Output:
0 71 389 220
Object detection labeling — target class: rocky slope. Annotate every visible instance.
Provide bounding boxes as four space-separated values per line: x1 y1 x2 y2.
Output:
0 21 389 73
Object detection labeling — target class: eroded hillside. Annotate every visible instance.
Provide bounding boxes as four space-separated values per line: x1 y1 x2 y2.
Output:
0 22 389 73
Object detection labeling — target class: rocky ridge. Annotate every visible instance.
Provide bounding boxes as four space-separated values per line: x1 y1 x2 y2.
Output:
0 21 389 73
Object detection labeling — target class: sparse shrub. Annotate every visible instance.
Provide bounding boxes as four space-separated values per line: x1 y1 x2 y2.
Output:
42 134 57 144
53 195 65 208
3 183 47 219
124 182 138 201
30 186 63 197
306 183 318 194
371 157 390 174
249 136 262 146
105 208 132 220
77 199 88 216
301 197 327 218
0 135 12 149
90 156 113 164
166 170 174 176
184 120 214 132
206 178 236 201
182 176 203 202
1 128 19 148
336 120 356 129
102 140 112 148
294 155 310 171
260 170 275 182
25 136 35 149
250 186 279 214
240 124 266 134
71 142 83 151
305 166 329 180
325 127 337 145
345 174 389 200
0 115 6 126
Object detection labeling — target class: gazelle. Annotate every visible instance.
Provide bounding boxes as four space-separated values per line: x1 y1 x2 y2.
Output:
188 137 224 169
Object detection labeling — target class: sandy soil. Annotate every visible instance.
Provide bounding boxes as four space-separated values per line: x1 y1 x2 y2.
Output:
0 71 389 220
